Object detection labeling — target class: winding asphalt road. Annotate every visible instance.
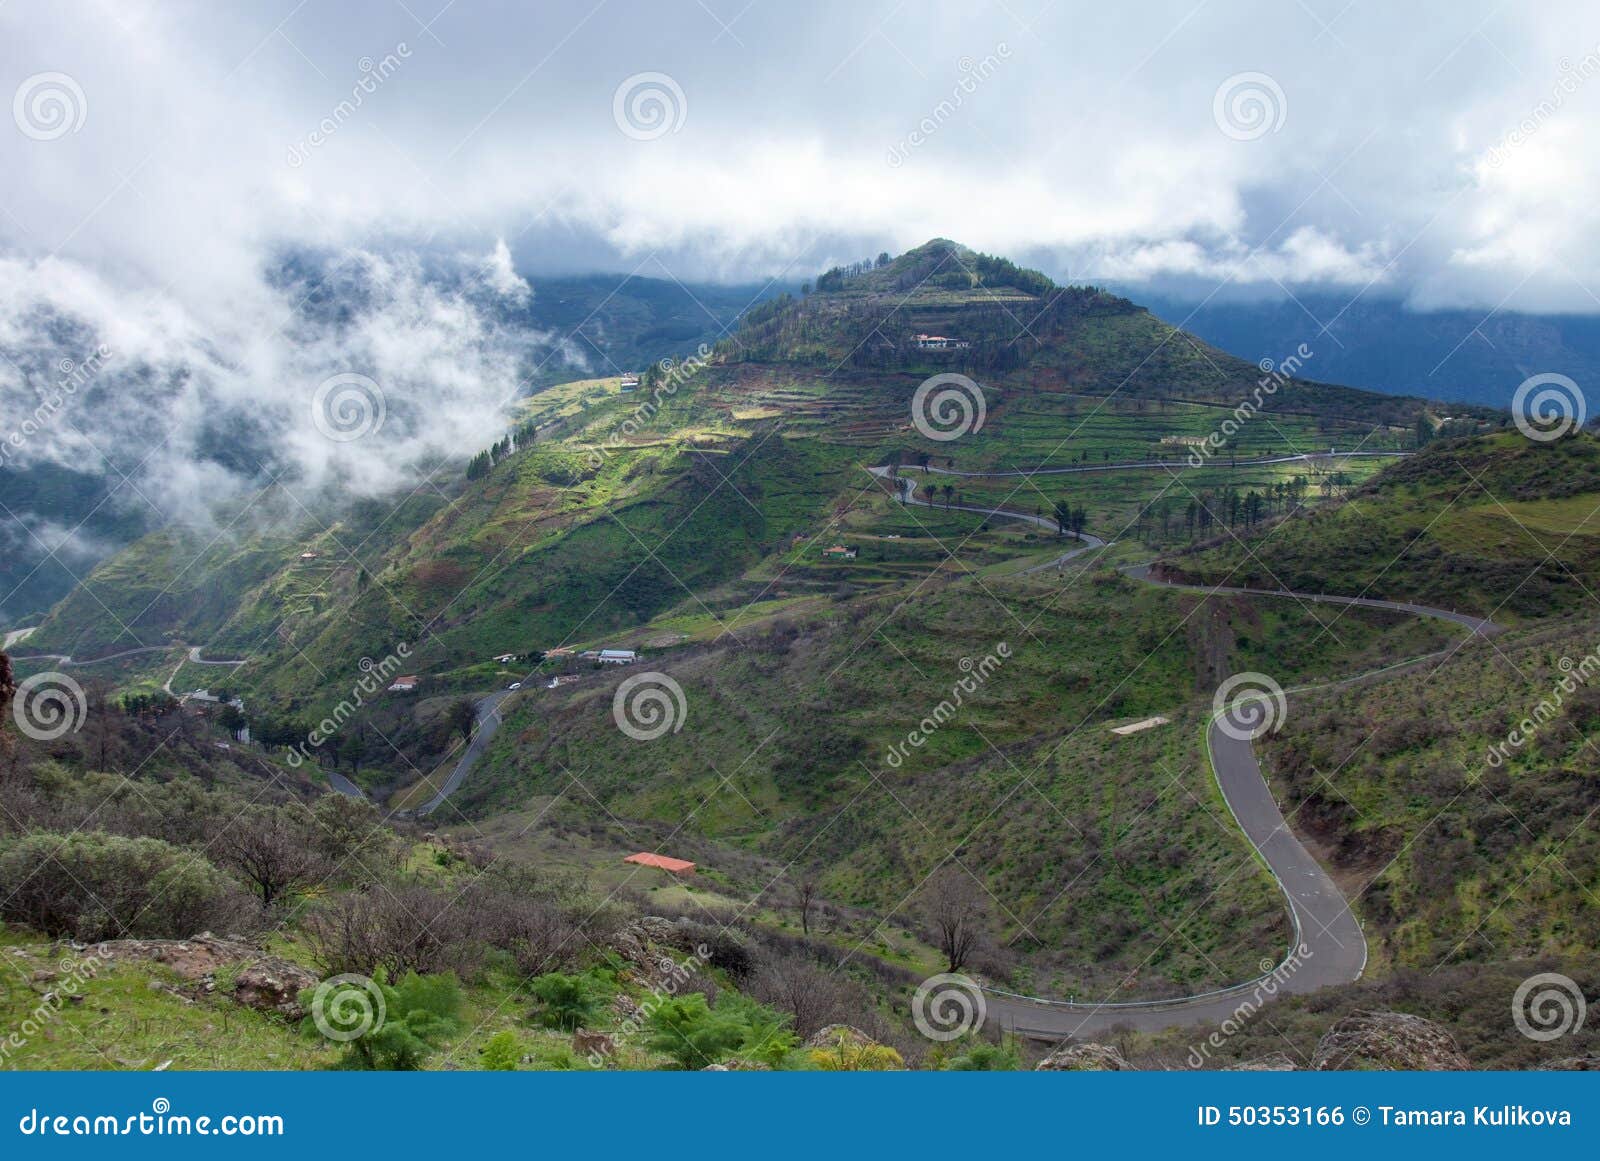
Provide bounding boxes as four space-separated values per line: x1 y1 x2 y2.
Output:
873 460 1502 1041
413 688 515 817
903 449 1406 479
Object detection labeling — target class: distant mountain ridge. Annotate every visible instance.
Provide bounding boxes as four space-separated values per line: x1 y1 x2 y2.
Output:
1137 291 1600 410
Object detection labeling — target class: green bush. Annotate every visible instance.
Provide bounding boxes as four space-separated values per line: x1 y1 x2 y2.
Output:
644 992 797 1069
303 971 462 1071
528 971 608 1032
0 831 251 941
480 1030 522 1070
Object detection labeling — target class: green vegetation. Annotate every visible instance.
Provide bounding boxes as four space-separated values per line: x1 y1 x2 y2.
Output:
1163 432 1600 619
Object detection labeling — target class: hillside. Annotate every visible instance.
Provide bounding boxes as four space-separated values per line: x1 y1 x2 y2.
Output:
1158 431 1600 620
8 239 1570 1067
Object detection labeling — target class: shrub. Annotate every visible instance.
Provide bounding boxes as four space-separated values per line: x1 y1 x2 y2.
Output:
0 831 252 941
644 992 796 1069
528 971 607 1032
304 970 462 1071
480 1030 522 1071
644 994 749 1069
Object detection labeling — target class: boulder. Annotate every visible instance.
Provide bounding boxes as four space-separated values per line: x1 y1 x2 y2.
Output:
1035 1043 1130 1071
231 957 319 1019
1539 1056 1600 1070
573 1030 616 1059
86 933 255 980
701 1058 771 1071
1311 1011 1470 1071
1224 1052 1298 1071
804 1024 876 1051
84 933 319 1019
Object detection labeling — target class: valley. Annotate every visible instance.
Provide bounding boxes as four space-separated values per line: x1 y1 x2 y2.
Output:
3 239 1595 1073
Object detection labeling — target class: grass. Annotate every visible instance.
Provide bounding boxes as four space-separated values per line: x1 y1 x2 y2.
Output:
447 569 1460 997
1163 432 1600 620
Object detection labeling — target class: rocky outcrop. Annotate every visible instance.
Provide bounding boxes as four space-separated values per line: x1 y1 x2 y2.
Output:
86 933 255 979
231 958 319 1019
804 1024 875 1050
83 933 319 1020
1539 1056 1600 1070
702 1058 772 1071
1035 1043 1130 1071
1225 1052 1299 1071
1311 1011 1470 1071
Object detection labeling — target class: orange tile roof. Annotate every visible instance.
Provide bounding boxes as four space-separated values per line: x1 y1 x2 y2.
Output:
623 852 696 873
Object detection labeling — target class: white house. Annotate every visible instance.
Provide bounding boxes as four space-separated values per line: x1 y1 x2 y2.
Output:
913 333 970 351
598 649 638 664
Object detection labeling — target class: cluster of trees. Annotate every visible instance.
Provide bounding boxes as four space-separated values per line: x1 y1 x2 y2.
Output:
465 434 515 481
118 690 180 719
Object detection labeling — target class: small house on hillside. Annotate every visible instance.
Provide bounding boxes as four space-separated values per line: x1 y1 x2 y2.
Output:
822 544 857 560
388 675 419 692
913 333 970 351
598 649 637 664
624 852 696 875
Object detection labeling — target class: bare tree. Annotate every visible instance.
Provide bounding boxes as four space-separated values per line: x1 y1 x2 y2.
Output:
217 806 324 908
922 865 989 972
749 957 850 1038
794 871 820 936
